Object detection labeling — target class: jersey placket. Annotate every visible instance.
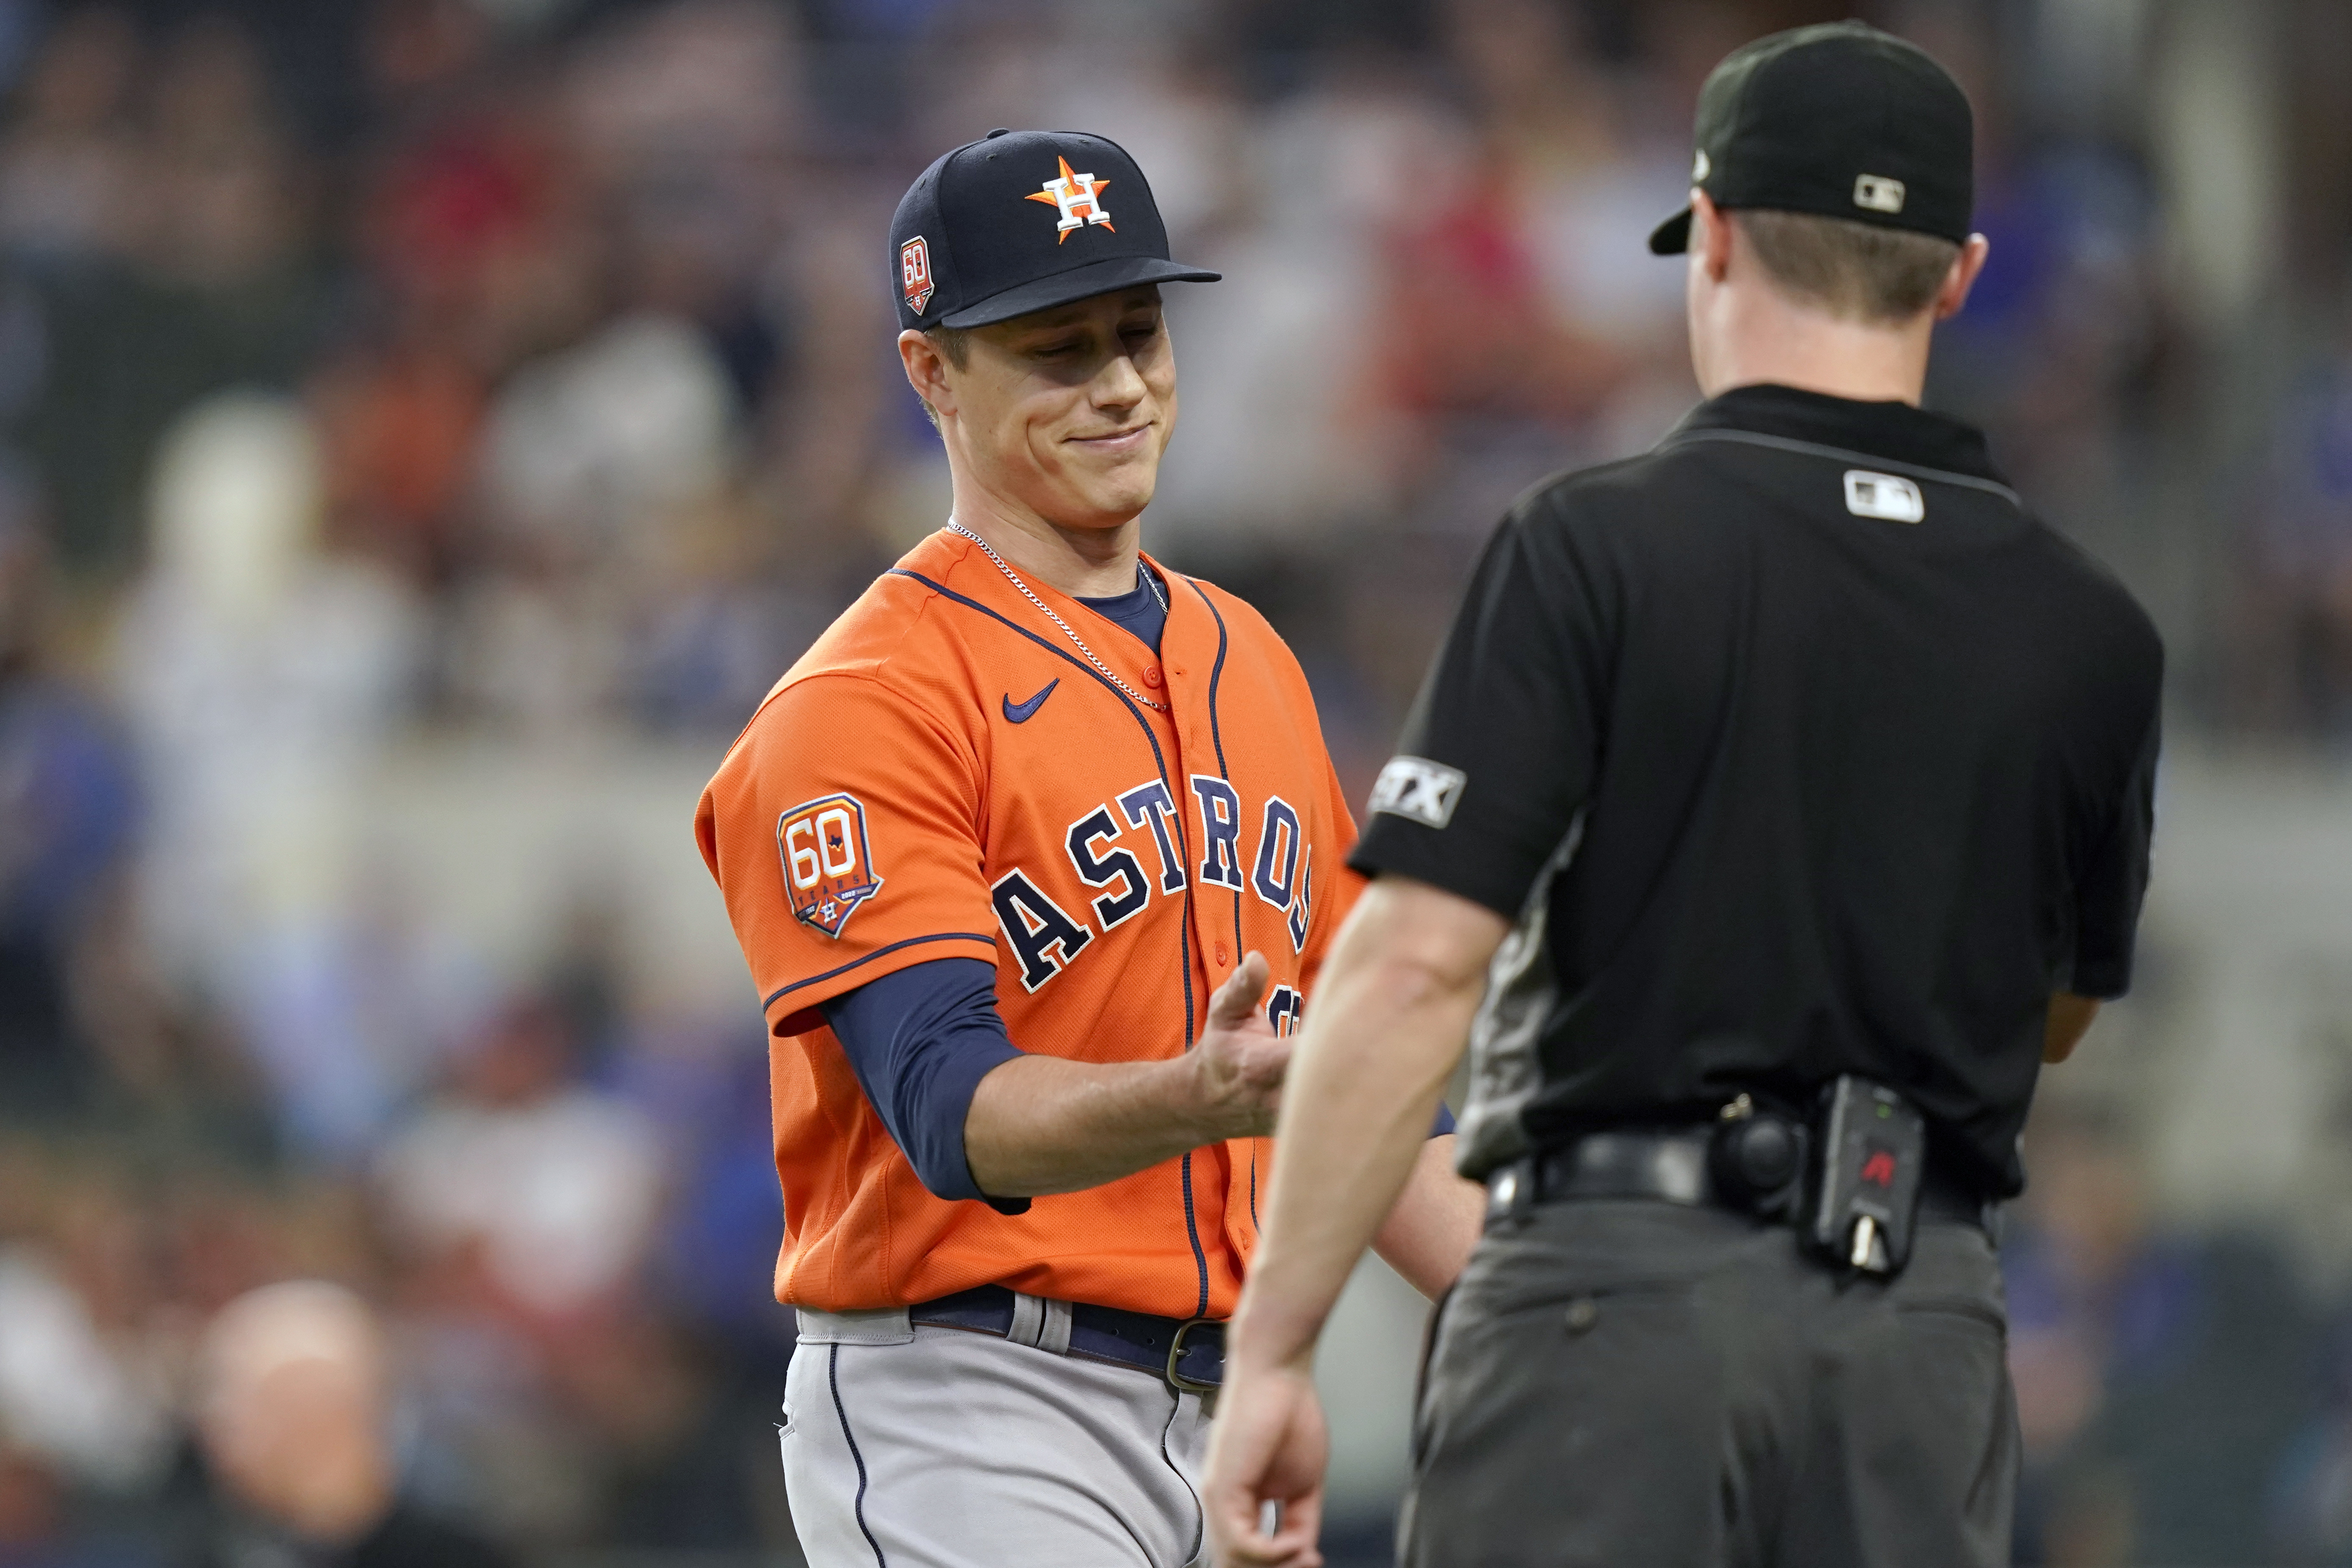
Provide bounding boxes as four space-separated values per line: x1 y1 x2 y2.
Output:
1149 574 1264 1305
966 551 1238 1319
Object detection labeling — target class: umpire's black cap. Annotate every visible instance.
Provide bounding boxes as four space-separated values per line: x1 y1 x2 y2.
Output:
890 129 1220 332
1649 21 1974 256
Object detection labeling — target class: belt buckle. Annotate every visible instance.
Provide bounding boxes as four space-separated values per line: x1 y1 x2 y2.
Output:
1164 1316 1220 1397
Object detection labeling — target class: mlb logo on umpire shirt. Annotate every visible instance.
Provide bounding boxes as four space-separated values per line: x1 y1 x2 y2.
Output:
1369 757 1467 830
1844 470 1926 523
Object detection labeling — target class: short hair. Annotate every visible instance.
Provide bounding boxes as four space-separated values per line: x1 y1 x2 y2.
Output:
916 325 970 431
925 324 971 369
1734 209 1961 325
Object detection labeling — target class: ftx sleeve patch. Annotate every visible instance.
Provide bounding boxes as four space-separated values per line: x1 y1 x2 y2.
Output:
1369 756 1467 829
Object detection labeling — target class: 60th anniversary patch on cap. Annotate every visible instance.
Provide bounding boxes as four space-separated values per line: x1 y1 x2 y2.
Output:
1649 21 1975 255
889 129 1221 331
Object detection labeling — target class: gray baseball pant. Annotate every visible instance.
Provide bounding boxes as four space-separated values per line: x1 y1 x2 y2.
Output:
784 1297 1212 1568
1401 1198 2018 1568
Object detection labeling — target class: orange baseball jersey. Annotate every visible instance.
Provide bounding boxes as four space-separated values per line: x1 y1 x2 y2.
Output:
695 528 1363 1321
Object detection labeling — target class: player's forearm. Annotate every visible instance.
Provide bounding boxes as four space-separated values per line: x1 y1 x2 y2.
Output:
1230 880 1503 1369
1373 1135 1488 1299
962 1052 1231 1197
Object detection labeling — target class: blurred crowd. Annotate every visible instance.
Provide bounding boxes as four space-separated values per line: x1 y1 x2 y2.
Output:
1 0 2351 1564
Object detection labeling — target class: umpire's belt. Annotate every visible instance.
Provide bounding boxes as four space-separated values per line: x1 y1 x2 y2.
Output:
1493 1129 1993 1229
909 1283 1224 1392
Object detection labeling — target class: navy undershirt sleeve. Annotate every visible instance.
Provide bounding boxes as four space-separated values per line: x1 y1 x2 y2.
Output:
820 957 1029 1214
1431 1103 1457 1137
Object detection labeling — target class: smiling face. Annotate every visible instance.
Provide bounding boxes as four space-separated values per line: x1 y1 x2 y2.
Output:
901 285 1175 534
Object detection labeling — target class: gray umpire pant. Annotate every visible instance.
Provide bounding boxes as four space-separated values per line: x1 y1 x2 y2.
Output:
1401 1199 2018 1568
784 1298 1212 1568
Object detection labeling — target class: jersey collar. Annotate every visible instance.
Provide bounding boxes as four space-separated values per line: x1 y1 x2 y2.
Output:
1672 382 2009 488
899 526 1195 702
906 525 1178 624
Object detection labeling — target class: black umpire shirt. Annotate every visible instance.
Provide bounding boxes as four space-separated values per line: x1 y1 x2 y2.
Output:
1352 383 2162 1197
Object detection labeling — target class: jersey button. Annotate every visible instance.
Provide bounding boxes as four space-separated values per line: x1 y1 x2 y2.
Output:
1214 943 1229 966
1142 665 1163 688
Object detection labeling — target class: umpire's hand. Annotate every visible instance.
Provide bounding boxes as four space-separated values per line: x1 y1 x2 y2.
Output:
1204 1352 1328 1568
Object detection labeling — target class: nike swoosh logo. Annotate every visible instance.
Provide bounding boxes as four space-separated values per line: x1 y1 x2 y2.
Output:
1003 679 1059 724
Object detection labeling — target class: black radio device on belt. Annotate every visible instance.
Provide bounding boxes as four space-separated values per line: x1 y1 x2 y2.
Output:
1805 1077 1927 1275
1707 1076 1928 1276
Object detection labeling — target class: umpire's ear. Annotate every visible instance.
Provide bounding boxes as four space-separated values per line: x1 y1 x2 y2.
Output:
1932 234 1993 323
1691 190 1735 285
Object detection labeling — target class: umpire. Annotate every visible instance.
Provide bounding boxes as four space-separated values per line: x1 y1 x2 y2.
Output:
1207 22 2162 1568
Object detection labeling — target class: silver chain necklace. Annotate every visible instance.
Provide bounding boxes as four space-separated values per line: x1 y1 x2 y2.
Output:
946 521 1168 711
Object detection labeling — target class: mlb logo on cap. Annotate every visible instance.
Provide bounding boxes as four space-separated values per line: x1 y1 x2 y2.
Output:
1853 174 1907 215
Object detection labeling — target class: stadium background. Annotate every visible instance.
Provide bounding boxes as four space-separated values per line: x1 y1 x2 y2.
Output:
1 0 2349 1562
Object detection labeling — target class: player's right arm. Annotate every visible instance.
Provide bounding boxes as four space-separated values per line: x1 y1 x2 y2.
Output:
963 951 1290 1197
699 670 1297 1208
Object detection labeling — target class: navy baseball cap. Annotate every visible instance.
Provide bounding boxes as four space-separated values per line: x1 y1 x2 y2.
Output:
1649 22 1974 256
890 129 1220 332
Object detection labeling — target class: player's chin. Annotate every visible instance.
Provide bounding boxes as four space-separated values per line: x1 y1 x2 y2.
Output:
1051 465 1160 527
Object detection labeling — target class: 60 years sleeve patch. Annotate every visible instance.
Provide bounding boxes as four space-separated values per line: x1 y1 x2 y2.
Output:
777 793 883 938
1369 756 1467 830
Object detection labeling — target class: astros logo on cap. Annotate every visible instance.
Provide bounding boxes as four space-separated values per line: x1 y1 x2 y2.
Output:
1025 155 1113 242
777 793 884 938
901 236 934 313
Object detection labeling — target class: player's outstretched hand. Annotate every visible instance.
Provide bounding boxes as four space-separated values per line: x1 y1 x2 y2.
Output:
1190 951 1290 1140
1204 1354 1327 1568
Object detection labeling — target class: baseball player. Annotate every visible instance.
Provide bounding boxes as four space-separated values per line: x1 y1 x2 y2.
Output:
694 129 1483 1567
1207 23 2162 1568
